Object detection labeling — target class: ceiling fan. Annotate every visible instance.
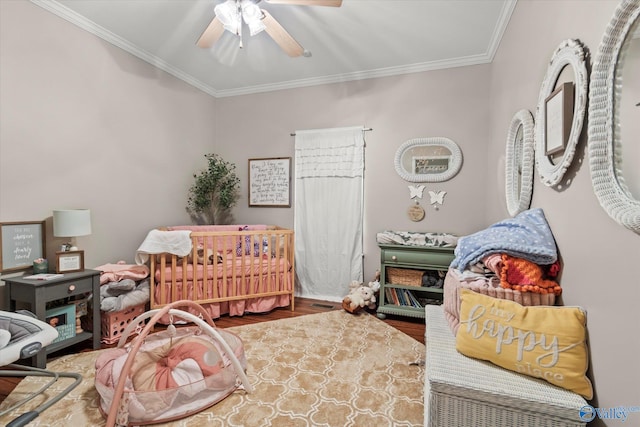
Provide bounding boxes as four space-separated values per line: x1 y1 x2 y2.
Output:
196 0 342 57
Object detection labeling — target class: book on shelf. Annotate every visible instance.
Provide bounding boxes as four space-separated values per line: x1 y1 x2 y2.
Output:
390 288 400 305
404 289 423 308
23 273 64 280
385 288 395 305
384 287 422 308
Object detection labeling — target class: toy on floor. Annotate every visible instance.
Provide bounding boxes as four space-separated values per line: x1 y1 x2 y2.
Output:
342 279 380 314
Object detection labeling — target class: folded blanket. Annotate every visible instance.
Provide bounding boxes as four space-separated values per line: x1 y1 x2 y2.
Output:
482 253 503 275
442 267 556 335
499 254 562 295
101 279 150 312
96 262 150 285
450 208 557 272
135 230 192 265
100 279 136 298
376 230 458 247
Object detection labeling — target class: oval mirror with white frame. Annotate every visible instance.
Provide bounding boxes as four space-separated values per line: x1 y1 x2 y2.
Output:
505 109 535 216
588 0 640 234
394 137 463 182
534 39 589 187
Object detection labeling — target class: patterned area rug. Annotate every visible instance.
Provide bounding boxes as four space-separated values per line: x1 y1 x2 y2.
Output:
0 310 425 426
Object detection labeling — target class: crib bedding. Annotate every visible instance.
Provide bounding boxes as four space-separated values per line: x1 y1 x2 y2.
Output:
153 277 291 320
153 259 292 319
155 291 291 319
148 225 295 320
153 268 292 304
154 257 290 282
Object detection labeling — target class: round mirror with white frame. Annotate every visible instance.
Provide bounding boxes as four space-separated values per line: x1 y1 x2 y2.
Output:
505 109 535 216
534 38 589 187
394 137 463 182
588 0 640 234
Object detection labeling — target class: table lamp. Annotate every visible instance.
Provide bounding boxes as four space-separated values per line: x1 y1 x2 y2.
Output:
53 209 91 273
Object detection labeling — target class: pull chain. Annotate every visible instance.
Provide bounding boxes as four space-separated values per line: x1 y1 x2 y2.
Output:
237 0 243 49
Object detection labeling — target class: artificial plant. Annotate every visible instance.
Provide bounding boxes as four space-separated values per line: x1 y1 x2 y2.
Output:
186 153 241 225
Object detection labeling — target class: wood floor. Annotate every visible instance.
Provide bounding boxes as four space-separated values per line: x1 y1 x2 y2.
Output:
0 297 425 404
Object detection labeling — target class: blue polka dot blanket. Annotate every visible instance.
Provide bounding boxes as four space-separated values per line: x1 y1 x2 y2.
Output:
450 208 558 272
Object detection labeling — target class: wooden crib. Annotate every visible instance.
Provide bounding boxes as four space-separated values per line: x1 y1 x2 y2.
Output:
149 225 294 319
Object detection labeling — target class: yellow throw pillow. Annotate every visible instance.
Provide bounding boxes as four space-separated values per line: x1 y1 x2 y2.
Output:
456 289 593 399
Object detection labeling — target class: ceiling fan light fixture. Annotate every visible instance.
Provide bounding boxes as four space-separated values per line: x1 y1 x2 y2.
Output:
214 0 241 34
242 1 266 36
199 0 333 55
246 20 266 36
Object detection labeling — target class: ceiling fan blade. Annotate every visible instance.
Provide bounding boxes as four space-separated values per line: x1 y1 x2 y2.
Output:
261 10 304 57
264 0 342 7
196 16 225 48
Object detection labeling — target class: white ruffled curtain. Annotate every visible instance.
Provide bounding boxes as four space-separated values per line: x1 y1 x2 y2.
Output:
294 126 365 301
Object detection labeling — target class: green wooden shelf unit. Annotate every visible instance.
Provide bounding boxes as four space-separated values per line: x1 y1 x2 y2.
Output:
376 243 455 320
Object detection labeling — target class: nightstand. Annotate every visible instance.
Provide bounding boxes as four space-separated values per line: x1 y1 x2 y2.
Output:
5 269 101 368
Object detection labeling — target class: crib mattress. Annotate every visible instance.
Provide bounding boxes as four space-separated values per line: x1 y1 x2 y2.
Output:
442 267 555 335
425 305 587 427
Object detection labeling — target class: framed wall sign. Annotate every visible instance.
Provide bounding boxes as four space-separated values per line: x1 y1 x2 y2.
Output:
248 157 291 207
0 221 46 273
56 250 84 273
544 82 574 155
412 156 450 174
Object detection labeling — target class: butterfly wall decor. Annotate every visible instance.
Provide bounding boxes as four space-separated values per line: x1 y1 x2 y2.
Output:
429 190 447 207
408 185 426 199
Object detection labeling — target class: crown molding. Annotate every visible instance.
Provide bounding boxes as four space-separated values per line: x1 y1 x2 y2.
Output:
214 53 493 98
485 0 517 61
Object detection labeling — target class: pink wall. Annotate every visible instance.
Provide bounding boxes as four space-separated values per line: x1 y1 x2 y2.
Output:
215 66 493 284
1 0 638 415
0 1 218 269
487 0 639 417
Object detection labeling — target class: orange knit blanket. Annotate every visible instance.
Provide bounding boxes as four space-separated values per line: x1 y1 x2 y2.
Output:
499 254 562 295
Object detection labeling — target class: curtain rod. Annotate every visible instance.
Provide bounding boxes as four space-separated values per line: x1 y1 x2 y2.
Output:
290 127 373 137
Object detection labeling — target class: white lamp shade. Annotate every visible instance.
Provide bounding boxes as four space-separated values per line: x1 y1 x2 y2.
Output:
53 209 92 237
242 1 265 36
215 0 241 34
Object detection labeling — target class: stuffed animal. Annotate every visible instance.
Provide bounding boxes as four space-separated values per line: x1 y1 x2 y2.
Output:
342 280 378 313
194 244 222 264
156 245 221 265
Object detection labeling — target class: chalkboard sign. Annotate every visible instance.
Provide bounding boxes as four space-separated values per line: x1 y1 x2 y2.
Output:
248 157 291 207
0 221 46 273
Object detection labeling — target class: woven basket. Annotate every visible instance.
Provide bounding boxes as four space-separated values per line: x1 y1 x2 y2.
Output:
386 267 423 286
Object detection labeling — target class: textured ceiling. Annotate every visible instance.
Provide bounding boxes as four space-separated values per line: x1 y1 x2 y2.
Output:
33 0 517 98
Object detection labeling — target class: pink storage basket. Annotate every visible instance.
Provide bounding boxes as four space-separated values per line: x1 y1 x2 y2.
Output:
100 303 147 345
